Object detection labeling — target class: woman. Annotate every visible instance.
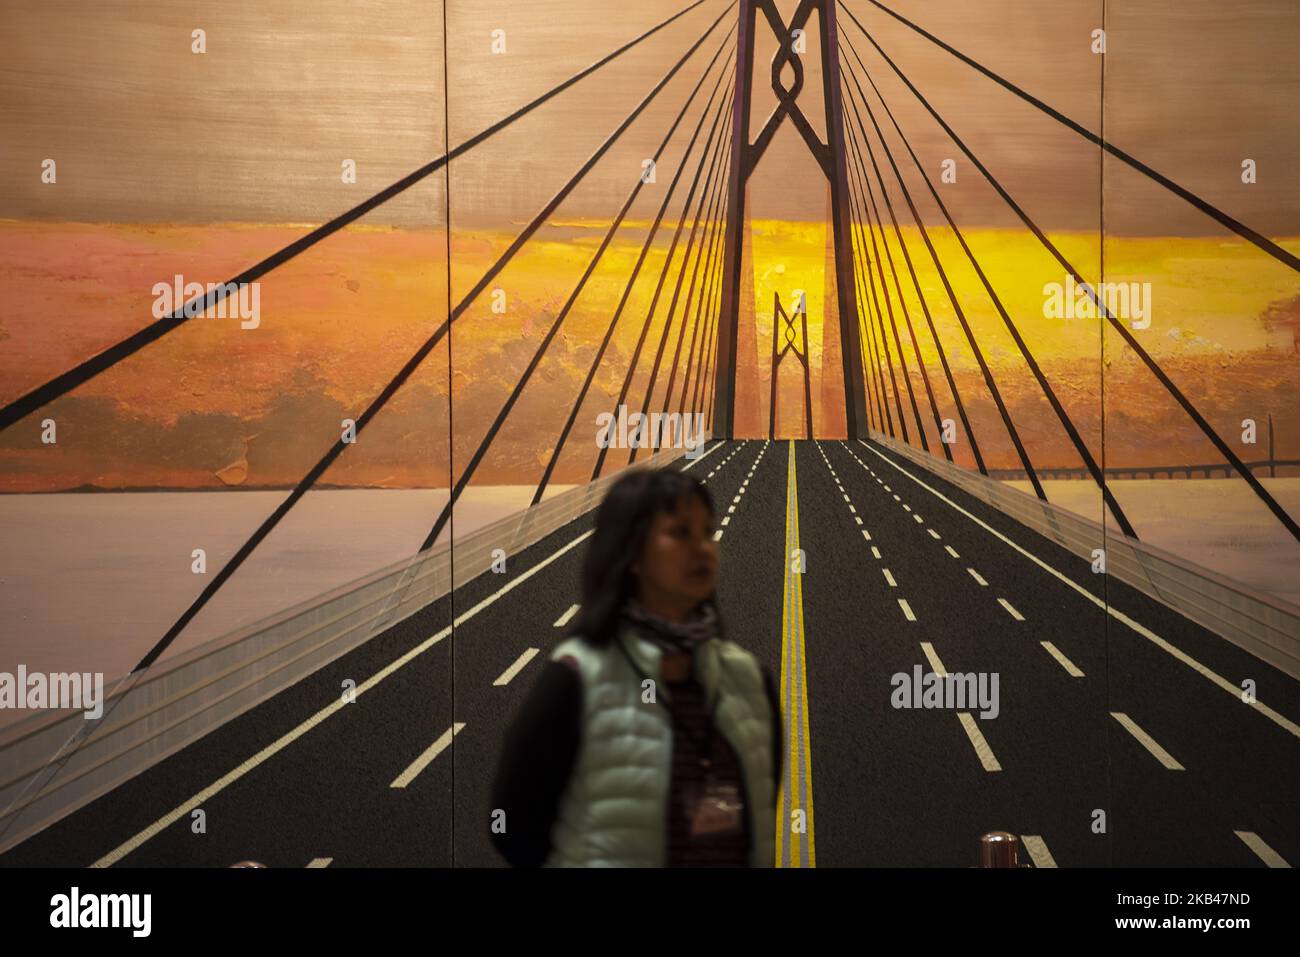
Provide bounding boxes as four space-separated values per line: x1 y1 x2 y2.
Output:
490 466 782 867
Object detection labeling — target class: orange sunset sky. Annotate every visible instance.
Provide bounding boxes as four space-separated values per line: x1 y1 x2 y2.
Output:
0 0 1296 491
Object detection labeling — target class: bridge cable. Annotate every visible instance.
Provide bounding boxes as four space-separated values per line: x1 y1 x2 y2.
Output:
0 0 716 435
461 46 735 510
129 7 736 675
849 0 1300 274
851 227 886 435
629 85 737 465
0 1 736 846
662 157 726 423
676 180 728 421
527 49 737 506
844 93 919 446
853 29 1121 521
847 135 899 439
698 196 732 430
847 17 1298 540
658 125 732 433
682 185 726 426
844 42 1040 490
844 89 950 461
696 173 735 429
585 87 738 478
841 137 892 435
691 159 733 426
843 62 986 469
844 50 991 473
850 32 1088 510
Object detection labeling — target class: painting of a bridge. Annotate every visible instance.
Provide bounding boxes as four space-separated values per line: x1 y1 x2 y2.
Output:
0 0 1296 881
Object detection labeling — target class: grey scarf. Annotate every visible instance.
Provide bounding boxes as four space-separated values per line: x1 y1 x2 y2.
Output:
620 598 719 653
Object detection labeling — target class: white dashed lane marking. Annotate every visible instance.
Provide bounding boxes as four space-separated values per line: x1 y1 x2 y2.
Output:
1021 836 1057 868
857 438 1300 741
1111 712 1184 770
1234 831 1290 868
494 648 540 686
391 723 466 788
921 642 1001 773
1041 641 1084 677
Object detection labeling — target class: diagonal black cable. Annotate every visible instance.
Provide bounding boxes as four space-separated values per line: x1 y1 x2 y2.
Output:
642 100 738 462
127 7 734 673
851 0 1300 274
848 110 912 442
688 193 726 428
848 15 1300 540
847 147 899 439
843 92 948 460
841 26 1047 502
698 194 730 428
529 62 736 507
857 228 896 436
845 93 921 446
0 5 731 840
430 37 735 538
659 154 726 424
590 85 733 480
845 45 1034 489
663 110 733 420
847 221 883 434
854 120 935 452
843 28 1046 500
845 122 901 438
833 125 886 434
628 87 735 465
849 2 1298 539
842 58 981 467
0 0 715 435
681 158 729 417
842 47 982 470
702 165 737 432
856 211 891 435
842 145 891 434
842 22 1141 535
670 171 722 416
681 209 722 421
700 256 724 429
693 173 733 427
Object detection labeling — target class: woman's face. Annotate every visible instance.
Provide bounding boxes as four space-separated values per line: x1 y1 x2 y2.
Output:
633 495 719 617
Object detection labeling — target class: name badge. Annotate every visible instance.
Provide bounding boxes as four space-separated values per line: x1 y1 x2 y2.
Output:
687 778 744 837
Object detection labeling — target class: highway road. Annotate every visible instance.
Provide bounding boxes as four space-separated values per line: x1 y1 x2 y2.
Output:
2 439 1296 868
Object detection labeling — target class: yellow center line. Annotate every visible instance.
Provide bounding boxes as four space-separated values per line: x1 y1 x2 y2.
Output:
776 440 815 866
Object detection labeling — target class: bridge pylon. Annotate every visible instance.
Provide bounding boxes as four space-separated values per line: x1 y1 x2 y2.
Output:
712 0 869 441
768 290 815 438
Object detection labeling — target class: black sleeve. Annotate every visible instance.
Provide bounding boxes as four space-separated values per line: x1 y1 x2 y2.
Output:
489 658 583 868
761 664 782 798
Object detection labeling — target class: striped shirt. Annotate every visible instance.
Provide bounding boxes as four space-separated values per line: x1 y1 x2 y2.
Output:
662 673 750 866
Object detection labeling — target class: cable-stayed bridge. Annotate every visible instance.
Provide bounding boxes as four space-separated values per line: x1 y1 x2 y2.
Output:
0 0 1296 868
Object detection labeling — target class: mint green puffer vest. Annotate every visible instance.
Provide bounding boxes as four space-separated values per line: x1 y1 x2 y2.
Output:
544 623 776 867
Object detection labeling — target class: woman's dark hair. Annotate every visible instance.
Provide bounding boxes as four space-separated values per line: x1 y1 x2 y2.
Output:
567 467 721 646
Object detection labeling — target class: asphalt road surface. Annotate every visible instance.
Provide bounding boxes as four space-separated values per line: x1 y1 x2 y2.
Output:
3 439 1296 868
